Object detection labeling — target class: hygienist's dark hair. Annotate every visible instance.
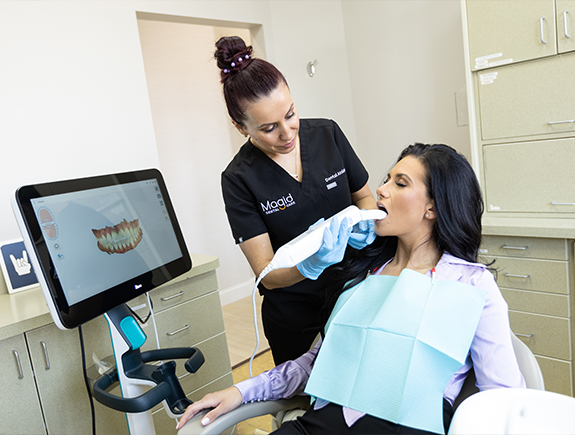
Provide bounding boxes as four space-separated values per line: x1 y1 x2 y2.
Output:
214 36 288 126
319 143 484 329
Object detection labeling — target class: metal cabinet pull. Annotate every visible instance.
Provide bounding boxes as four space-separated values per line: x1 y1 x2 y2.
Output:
550 201 575 206
565 10 571 38
12 350 24 379
166 324 189 336
160 291 184 302
504 273 531 279
547 119 575 125
41 341 50 370
540 17 547 43
515 332 534 338
502 245 528 250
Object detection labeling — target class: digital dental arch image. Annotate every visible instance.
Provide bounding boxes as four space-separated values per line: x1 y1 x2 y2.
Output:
91 218 143 254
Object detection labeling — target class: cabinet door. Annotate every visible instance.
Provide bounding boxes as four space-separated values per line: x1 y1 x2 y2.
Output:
483 138 575 213
557 0 575 53
466 0 556 70
477 52 575 141
0 334 46 435
26 324 128 435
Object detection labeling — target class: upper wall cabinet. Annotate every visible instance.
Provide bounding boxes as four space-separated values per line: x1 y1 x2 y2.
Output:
467 0 556 70
558 0 575 53
476 52 575 141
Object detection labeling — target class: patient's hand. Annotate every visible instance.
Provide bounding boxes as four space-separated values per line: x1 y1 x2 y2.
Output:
176 386 243 429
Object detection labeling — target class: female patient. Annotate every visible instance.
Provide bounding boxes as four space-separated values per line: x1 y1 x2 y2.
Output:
177 143 525 434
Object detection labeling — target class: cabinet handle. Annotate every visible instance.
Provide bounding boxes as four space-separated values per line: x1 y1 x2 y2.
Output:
564 10 571 38
502 245 528 250
550 201 575 206
12 350 24 379
540 17 547 44
40 341 50 370
166 324 189 336
515 332 534 338
504 273 531 279
547 119 575 125
160 291 184 302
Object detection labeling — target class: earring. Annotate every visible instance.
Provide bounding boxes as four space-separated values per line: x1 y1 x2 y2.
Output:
426 213 430 218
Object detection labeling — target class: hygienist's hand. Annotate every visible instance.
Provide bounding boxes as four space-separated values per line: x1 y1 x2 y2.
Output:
176 386 243 430
297 216 352 280
348 217 376 250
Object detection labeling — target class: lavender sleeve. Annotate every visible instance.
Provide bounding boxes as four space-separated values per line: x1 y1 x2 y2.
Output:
443 267 526 404
235 342 320 403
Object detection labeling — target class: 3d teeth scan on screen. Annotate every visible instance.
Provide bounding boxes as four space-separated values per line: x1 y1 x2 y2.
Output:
92 218 144 254
12 169 191 329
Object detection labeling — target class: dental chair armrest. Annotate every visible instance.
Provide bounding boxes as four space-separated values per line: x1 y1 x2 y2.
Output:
177 396 310 435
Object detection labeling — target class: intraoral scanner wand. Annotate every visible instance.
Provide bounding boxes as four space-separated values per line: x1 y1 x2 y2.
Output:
259 205 387 278
248 205 386 376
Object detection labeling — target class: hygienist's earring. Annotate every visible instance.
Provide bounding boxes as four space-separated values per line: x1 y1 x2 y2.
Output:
426 213 430 218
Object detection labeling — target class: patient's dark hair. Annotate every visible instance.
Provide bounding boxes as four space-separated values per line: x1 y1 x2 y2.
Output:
214 36 288 126
319 143 484 329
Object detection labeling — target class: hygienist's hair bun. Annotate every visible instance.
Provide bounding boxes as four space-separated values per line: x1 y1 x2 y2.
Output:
213 36 288 126
214 36 254 82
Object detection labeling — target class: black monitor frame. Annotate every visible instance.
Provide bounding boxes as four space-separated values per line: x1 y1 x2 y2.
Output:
12 168 191 329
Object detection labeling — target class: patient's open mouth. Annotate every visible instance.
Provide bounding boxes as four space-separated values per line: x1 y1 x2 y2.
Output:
92 218 143 254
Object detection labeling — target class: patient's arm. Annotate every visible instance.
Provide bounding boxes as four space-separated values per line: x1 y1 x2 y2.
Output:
177 342 320 429
176 387 242 429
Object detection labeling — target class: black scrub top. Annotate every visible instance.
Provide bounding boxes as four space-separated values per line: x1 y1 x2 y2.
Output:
221 119 369 327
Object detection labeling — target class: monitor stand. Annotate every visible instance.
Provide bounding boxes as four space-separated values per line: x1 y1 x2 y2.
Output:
92 303 205 435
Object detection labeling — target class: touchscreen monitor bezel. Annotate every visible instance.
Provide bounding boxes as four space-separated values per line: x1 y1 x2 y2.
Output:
13 168 191 329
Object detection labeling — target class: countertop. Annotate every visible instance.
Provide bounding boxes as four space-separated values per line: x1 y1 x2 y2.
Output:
0 253 219 341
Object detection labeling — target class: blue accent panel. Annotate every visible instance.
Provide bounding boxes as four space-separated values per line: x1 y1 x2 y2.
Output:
120 316 147 350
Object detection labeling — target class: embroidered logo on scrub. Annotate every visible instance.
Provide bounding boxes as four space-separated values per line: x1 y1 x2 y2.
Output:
92 218 143 254
260 193 296 215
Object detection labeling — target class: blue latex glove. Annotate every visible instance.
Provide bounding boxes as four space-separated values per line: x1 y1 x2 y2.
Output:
348 217 376 250
296 216 352 280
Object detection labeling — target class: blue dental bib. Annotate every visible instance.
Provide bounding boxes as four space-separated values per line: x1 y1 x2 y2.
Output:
305 269 487 434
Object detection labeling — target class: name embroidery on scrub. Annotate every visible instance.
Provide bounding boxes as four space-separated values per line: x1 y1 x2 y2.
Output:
260 193 296 215
325 168 346 190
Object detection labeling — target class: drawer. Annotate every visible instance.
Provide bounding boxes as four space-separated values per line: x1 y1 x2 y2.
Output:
484 256 569 295
138 291 225 352
510 311 571 360
480 236 567 260
483 138 575 214
129 270 218 313
177 333 232 389
501 288 569 318
151 333 232 412
535 355 573 396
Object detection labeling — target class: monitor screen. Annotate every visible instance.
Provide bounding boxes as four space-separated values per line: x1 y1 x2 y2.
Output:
12 169 191 329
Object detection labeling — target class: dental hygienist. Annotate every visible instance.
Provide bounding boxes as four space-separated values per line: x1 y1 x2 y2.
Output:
215 36 377 365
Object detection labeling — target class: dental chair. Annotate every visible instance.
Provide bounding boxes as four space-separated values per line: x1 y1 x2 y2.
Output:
447 334 575 434
178 331 545 435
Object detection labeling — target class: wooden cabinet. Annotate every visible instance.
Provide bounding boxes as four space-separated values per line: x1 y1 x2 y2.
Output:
480 236 573 395
466 0 557 70
0 254 230 435
466 0 575 70
483 139 575 214
464 0 575 398
558 0 575 53
0 334 46 435
476 54 575 141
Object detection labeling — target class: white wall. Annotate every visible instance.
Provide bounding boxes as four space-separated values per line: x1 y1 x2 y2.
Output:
0 0 469 303
269 1 357 144
341 0 470 191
